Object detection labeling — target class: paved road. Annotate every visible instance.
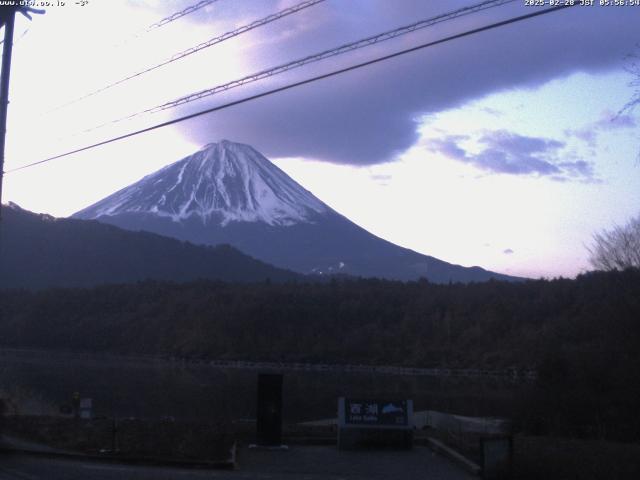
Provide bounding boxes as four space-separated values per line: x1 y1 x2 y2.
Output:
0 446 474 479
238 445 475 479
1 454 218 480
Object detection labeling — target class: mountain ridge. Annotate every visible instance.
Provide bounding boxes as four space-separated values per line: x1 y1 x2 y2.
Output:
73 140 519 283
0 202 301 290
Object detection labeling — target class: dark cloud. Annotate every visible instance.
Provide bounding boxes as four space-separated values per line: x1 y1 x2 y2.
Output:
427 130 595 181
565 111 637 147
170 1 638 165
503 248 514 255
557 159 595 180
473 150 559 176
481 130 564 156
428 135 469 161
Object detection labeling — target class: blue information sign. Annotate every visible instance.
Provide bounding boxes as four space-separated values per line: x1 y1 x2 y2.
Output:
344 399 409 427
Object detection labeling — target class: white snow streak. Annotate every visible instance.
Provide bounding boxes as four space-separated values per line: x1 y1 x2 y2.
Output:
78 140 329 227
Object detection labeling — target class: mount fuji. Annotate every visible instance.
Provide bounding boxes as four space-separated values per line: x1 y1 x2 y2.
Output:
74 140 515 283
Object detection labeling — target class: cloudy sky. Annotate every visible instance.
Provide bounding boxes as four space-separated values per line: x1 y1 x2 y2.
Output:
2 0 639 278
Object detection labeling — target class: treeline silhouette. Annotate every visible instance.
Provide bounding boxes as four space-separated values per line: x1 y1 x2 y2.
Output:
0 204 300 289
0 270 639 440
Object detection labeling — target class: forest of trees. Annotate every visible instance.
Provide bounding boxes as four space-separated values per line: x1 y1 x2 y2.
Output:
1 269 639 440
0 270 638 367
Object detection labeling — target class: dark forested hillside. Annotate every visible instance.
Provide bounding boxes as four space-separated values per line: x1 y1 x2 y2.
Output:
0 270 638 368
1 270 639 440
0 204 300 289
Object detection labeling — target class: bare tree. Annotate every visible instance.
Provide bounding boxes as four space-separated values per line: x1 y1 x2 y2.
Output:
589 215 640 271
620 46 640 116
590 48 640 271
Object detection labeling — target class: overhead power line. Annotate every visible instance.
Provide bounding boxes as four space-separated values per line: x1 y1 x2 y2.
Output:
5 4 576 175
146 0 220 32
113 0 222 47
55 0 326 111
86 0 517 132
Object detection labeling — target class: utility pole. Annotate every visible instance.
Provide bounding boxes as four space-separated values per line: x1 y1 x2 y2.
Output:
0 4 43 230
0 6 17 222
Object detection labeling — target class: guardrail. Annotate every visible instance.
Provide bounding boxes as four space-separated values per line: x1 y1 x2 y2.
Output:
416 409 513 479
414 410 512 435
204 360 536 381
0 348 536 381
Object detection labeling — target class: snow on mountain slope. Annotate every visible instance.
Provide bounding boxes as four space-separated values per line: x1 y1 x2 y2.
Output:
74 140 520 283
74 140 329 226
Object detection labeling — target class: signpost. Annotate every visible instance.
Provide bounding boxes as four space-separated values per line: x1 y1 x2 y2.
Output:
255 373 284 448
343 399 410 426
338 397 413 450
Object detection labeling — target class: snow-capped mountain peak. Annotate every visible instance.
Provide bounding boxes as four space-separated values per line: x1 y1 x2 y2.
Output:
72 140 518 283
74 140 329 226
